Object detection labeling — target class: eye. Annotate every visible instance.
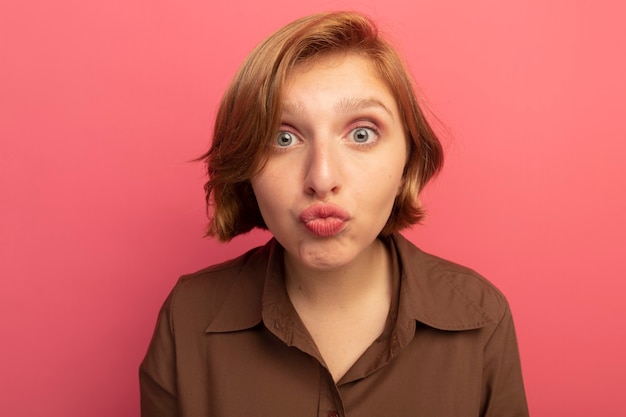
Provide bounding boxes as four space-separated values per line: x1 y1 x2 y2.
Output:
275 131 296 147
350 127 377 144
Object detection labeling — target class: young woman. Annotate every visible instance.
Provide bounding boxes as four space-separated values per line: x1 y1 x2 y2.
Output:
140 11 529 417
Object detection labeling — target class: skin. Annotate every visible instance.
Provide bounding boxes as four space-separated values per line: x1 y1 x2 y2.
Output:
250 53 409 380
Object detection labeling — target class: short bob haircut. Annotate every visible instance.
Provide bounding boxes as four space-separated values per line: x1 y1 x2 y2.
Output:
200 11 444 241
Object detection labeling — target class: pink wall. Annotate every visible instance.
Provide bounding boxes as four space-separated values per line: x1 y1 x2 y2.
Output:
1 1 624 415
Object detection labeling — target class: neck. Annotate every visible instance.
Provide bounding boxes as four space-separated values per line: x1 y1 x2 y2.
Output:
284 238 392 310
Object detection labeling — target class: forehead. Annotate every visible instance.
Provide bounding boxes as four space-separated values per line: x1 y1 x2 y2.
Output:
286 52 383 85
281 53 397 110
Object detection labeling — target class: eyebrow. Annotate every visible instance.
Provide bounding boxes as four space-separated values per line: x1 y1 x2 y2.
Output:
281 97 394 118
334 97 394 118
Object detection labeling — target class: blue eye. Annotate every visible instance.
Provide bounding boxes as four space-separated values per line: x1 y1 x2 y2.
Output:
276 132 295 147
351 127 375 143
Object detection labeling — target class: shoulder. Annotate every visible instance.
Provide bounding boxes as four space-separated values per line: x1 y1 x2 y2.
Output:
392 233 509 330
165 240 275 332
177 241 272 292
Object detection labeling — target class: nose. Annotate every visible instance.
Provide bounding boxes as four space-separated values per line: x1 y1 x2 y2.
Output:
303 141 342 198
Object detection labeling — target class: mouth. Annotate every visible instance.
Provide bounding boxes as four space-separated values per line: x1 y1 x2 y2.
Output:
299 204 350 237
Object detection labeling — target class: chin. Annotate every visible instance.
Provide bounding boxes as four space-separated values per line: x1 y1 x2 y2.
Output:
297 244 360 270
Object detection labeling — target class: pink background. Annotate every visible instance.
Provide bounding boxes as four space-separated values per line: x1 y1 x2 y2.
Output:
1 0 625 416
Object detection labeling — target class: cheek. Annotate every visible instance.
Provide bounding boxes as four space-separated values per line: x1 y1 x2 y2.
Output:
385 157 407 192
250 177 269 211
379 166 406 205
361 166 404 209
250 172 285 217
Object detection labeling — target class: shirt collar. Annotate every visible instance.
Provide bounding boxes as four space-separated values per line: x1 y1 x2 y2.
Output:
204 241 275 333
391 233 497 331
206 234 497 334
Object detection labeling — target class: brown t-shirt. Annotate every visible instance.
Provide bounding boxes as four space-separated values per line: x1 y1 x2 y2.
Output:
140 233 528 416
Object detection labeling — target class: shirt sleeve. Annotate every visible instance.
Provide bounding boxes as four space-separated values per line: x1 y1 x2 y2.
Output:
139 291 179 417
480 303 529 417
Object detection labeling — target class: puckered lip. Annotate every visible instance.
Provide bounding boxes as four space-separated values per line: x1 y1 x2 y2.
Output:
299 203 350 223
299 203 350 238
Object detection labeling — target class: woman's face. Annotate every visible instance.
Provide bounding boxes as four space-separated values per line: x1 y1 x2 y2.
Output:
251 53 408 272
